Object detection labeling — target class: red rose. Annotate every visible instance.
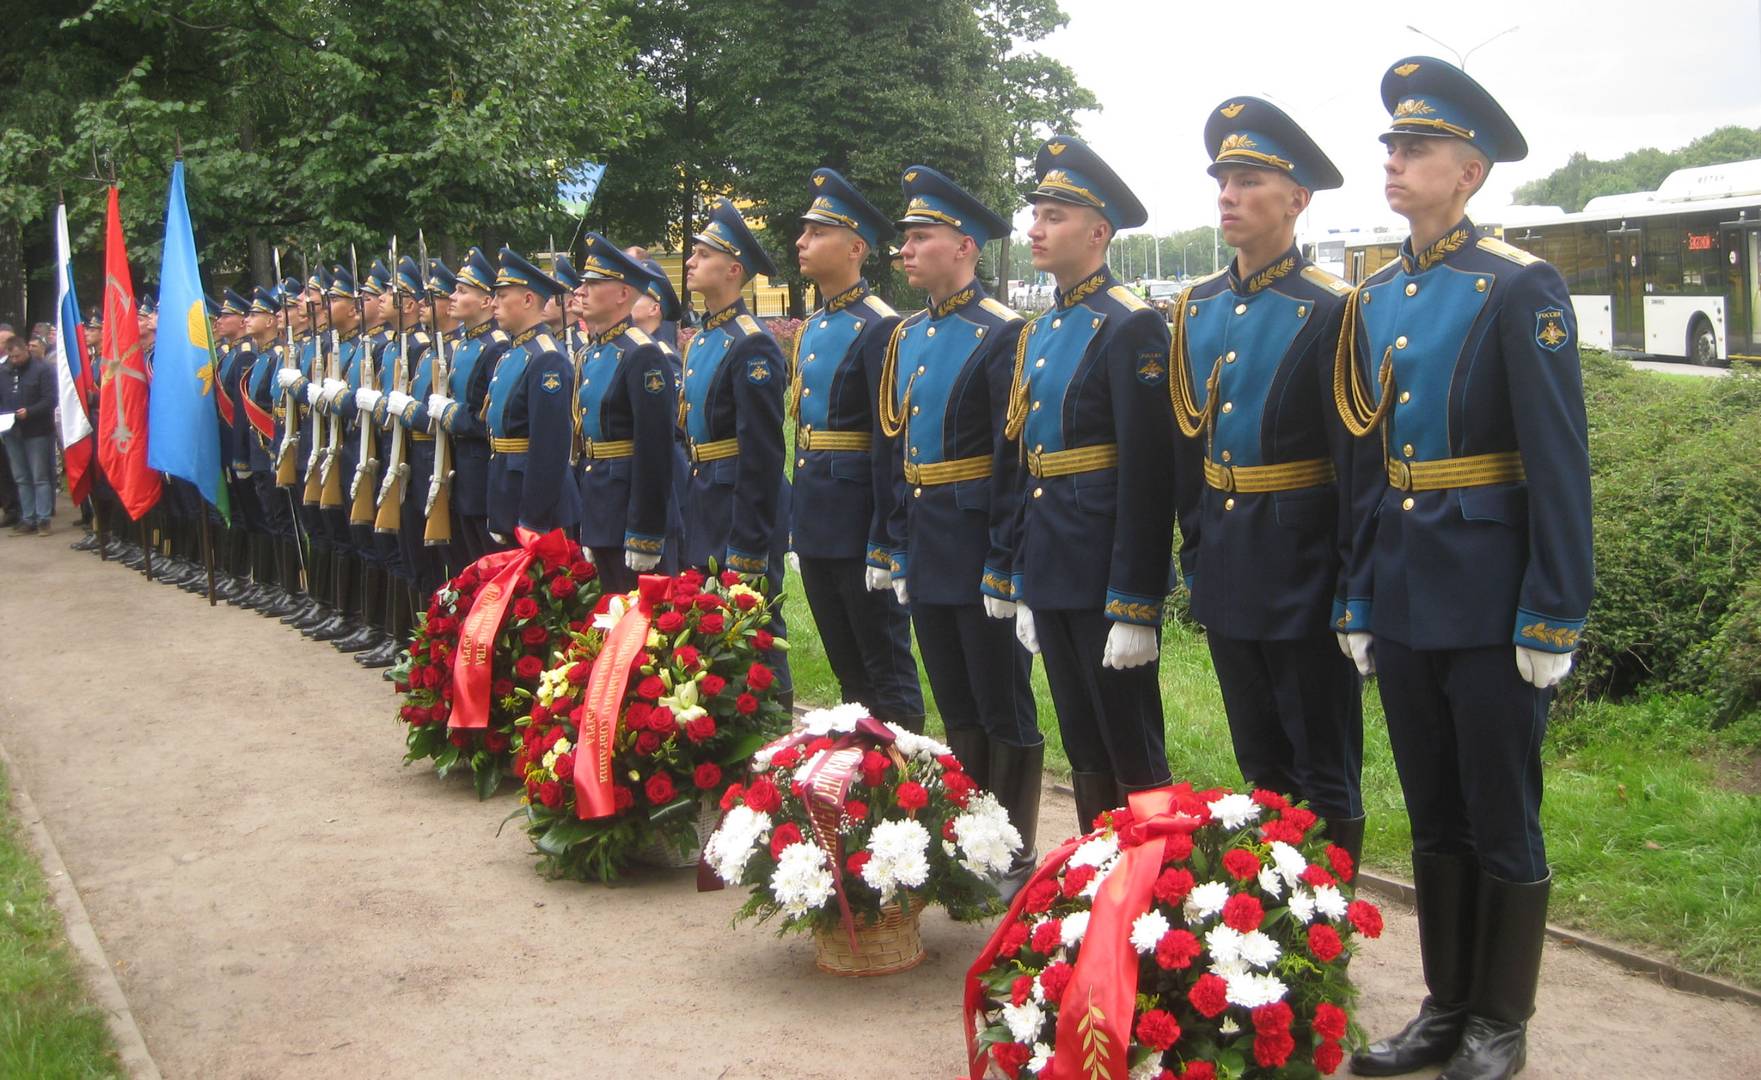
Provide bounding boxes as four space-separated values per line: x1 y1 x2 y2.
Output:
1312 1002 1348 1042
1022 879 1060 914
1134 1009 1181 1052
844 799 868 822
522 624 549 645
1222 892 1265 932
512 575 533 596
549 575 577 599
530 703 551 724
656 610 686 635
1308 922 1344 963
693 593 723 612
1314 1039 1343 1076
743 776 781 813
895 781 929 812
492 678 515 697
613 784 634 811
991 1042 1031 1078
719 783 744 811
693 762 722 790
512 596 539 620
1038 960 1073 1001
700 674 727 696
769 821 803 859
514 655 544 680
1348 899 1384 939
734 591 760 612
1188 973 1228 1018
645 772 677 804
1252 1001 1293 1034
677 568 705 589
745 662 775 692
1251 788 1290 811
734 692 758 715
566 661 592 686
1009 975 1033 1006
428 703 448 724
846 850 871 876
753 628 773 650
1029 918 1063 954
1155 928 1202 970
485 730 510 753
997 921 1029 958
569 560 594 580
1301 864 1338 889
860 750 890 786
771 746 801 769
1061 864 1096 898
1326 844 1355 883
634 731 660 755
553 750 575 777
685 714 716 743
1180 1065 1217 1080
637 675 666 700
698 613 725 635
1163 832 1194 862
673 645 702 671
537 781 563 809
1223 848 1261 881
1153 867 1195 906
1254 1031 1295 1068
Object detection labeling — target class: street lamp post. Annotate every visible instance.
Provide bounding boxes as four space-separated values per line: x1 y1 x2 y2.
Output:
1404 23 1520 69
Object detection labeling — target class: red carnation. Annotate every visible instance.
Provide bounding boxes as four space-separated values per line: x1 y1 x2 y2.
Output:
656 610 686 635
1260 818 1306 846
997 921 1030 958
845 799 868 822
685 714 717 743
1030 918 1063 954
1254 1031 1296 1068
753 628 774 650
1251 788 1290 811
700 674 727 696
1189 973 1228 1018
637 675 666 700
645 772 677 805
846 850 872 876
1022 879 1060 914
613 784 634 811
1308 922 1344 962
743 776 781 814
1153 867 1196 906
549 575 577 599
673 645 701 671
1010 975 1033 1007
1314 1040 1343 1075
1301 864 1338 889
512 596 539 620
1155 928 1202 970
1180 1065 1217 1080
1312 1002 1348 1042
991 1042 1031 1078
734 692 759 715
1326 844 1355 883
1223 892 1265 932
769 821 803 859
1348 899 1384 939
1223 848 1261 881
1135 1009 1181 1052
693 762 722 790
734 591 760 612
942 769 978 807
771 746 802 769
699 613 726 635
860 750 890 786
745 662 775 692
1283 806 1318 835
1252 1001 1293 1034
895 781 929 812
1061 864 1097 898
537 781 563 810
1038 960 1073 1001
514 655 544 680
942 817 958 841
719 783 744 811
1164 831 1194 862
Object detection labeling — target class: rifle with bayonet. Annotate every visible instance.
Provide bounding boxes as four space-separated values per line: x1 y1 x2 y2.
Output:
274 246 301 487
318 247 346 509
302 249 328 506
349 241 381 526
423 231 454 547
374 235 408 534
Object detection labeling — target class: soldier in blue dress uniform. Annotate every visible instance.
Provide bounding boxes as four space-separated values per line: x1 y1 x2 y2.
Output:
273 274 342 634
789 168 925 733
484 247 579 543
427 247 512 564
680 198 791 702
629 249 688 572
243 283 306 618
212 288 256 602
314 264 375 650
878 166 1036 893
1338 59 1592 1080
382 258 451 604
571 233 677 594
1007 136 1177 836
337 258 402 665
1169 100 1365 865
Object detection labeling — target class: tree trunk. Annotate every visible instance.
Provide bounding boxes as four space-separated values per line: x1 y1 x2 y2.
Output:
0 219 21 329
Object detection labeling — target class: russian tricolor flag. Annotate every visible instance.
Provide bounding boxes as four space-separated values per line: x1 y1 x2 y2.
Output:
51 200 96 505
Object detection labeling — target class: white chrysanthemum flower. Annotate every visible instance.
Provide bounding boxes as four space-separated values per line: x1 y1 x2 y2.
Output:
1069 834 1120 869
1239 930 1281 970
890 725 951 761
703 806 771 884
1313 883 1348 920
1205 924 1244 965
1027 1043 1053 1076
953 793 1022 877
1081 858 1116 900
1258 865 1285 899
1269 840 1309 887
800 703 868 737
1031 974 1047 1003
771 840 834 918
943 840 957 856
1207 793 1261 830
1129 1054 1166 1080
1060 911 1090 947
1001 1000 1046 1044
1288 888 1317 925
1131 910 1171 954
1225 972 1289 1009
1209 957 1248 981
861 818 932 902
1185 881 1231 922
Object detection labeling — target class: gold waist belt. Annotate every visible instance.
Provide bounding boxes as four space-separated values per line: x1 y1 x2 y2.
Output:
689 437 740 463
1028 444 1118 478
797 427 872 452
1204 456 1335 493
490 436 530 454
410 431 433 442
582 438 634 460
1386 451 1525 492
903 455 991 485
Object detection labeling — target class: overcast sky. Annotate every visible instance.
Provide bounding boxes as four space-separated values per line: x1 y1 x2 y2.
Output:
1031 0 1761 240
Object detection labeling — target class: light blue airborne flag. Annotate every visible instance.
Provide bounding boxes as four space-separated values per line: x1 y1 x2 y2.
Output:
559 161 606 216
146 159 228 520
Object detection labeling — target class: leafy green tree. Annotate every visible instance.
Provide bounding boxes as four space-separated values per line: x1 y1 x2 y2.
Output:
1513 126 1761 212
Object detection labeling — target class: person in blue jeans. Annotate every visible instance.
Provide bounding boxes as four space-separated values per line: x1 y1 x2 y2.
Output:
2 334 58 535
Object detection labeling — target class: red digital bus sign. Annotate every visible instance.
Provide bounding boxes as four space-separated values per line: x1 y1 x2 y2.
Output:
1687 232 1716 252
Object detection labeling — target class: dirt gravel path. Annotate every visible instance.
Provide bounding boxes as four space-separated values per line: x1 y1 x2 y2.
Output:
3 536 1759 1079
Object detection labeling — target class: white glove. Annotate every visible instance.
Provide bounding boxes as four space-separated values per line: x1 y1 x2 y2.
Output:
865 565 892 592
1102 622 1158 670
355 387 383 412
891 577 909 606
983 596 1017 620
1015 605 1040 655
1515 646 1573 690
322 378 348 405
276 368 301 390
786 551 801 574
625 549 661 572
580 545 594 563
491 532 508 544
1337 632 1374 677
386 390 414 415
304 383 321 406
427 393 455 418
232 466 252 479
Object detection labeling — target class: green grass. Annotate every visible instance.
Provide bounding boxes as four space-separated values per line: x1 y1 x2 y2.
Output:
0 774 124 1079
778 579 1761 987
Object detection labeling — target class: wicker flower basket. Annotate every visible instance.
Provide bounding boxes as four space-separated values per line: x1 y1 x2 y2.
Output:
813 898 926 977
633 797 721 869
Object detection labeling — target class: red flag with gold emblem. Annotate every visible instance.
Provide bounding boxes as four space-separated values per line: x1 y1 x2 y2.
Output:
96 185 162 520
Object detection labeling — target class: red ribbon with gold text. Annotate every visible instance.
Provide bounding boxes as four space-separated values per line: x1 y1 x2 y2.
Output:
448 526 576 730
572 575 671 819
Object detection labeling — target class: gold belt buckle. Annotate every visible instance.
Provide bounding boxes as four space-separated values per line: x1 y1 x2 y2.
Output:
1389 459 1412 490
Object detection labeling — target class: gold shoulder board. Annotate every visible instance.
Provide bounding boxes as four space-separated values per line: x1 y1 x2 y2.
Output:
535 332 559 353
1300 265 1352 296
627 327 653 346
1477 236 1540 266
413 331 432 344
658 341 676 356
863 294 898 319
490 329 509 344
979 296 1022 322
735 314 762 336
1107 284 1149 311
